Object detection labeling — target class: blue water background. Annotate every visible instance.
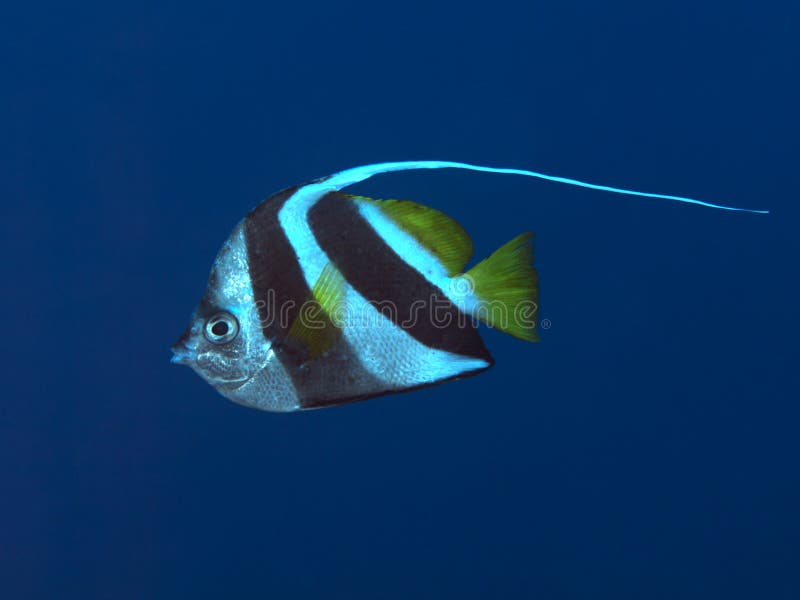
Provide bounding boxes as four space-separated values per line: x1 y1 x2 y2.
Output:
3 2 798 598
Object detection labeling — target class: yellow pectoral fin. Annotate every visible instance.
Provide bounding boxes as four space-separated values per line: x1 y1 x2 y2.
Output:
353 196 473 276
286 262 347 360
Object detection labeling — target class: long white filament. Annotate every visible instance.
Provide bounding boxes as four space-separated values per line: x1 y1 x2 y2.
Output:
321 160 768 214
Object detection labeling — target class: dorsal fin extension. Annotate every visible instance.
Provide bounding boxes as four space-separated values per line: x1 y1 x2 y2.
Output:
315 161 768 214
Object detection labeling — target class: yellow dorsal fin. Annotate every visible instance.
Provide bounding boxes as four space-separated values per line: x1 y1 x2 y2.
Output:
286 262 347 360
353 196 473 276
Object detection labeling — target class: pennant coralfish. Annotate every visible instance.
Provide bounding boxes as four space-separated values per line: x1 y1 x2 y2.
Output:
171 161 766 412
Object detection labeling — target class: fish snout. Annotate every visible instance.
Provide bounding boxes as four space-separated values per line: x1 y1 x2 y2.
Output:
170 332 195 365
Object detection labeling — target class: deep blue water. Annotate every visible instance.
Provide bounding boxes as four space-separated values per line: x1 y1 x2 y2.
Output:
3 2 799 598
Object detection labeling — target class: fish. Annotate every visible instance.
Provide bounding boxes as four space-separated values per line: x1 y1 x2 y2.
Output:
171 161 767 412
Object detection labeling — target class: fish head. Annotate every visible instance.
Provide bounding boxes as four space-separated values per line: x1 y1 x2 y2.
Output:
171 222 276 398
170 303 267 389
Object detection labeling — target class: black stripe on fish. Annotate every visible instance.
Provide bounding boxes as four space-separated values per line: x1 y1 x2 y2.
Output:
244 186 308 343
244 187 385 409
308 191 493 362
295 335 387 409
299 358 493 410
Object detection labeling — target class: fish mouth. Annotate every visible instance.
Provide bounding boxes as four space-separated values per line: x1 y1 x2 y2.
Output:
170 352 191 365
170 339 194 366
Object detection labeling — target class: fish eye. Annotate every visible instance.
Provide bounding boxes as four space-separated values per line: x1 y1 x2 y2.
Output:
204 312 239 344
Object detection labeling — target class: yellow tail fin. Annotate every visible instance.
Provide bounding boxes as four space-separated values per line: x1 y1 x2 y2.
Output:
464 233 539 341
